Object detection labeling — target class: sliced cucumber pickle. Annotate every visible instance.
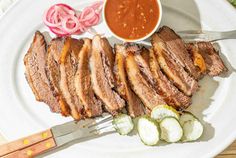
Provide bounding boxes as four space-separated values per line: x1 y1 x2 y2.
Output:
160 117 183 143
137 116 160 146
180 112 204 142
112 114 134 135
151 104 180 122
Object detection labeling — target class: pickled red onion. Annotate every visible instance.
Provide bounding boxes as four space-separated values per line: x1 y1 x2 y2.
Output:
43 3 75 28
49 27 68 37
43 1 103 37
90 1 104 14
61 15 80 34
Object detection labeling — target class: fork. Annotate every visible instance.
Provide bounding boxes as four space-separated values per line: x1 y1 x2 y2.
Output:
0 114 114 158
178 30 236 42
136 30 236 46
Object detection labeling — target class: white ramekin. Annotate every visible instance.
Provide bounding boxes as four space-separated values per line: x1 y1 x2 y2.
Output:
103 0 163 43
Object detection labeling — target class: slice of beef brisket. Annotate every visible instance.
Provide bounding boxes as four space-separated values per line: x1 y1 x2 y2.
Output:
149 49 191 110
74 38 103 117
59 38 84 120
151 33 199 96
46 38 71 116
125 45 166 111
90 35 125 114
187 42 227 76
24 31 60 113
158 26 201 80
114 44 145 117
129 44 191 110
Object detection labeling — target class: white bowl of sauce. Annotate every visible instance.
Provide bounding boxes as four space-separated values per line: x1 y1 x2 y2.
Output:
103 0 162 42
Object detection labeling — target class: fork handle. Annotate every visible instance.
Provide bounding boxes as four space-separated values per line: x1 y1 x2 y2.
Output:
2 138 56 158
0 129 56 158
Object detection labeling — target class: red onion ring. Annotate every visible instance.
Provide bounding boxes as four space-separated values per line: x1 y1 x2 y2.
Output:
61 15 80 34
43 1 104 36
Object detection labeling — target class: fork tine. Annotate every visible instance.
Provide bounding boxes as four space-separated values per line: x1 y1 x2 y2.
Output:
178 30 236 42
82 114 112 128
87 115 113 128
89 120 114 134
89 125 114 134
96 119 113 128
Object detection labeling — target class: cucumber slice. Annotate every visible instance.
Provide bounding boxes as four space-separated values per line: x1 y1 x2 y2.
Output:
160 117 183 143
180 112 204 142
137 116 160 146
151 104 180 122
112 114 134 135
179 111 196 126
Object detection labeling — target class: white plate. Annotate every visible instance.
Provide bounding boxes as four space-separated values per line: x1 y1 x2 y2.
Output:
0 0 236 157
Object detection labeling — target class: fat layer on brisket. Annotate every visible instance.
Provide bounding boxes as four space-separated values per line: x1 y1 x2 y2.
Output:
187 42 227 76
74 38 103 117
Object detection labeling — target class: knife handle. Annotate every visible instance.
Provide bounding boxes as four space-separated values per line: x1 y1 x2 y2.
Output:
0 129 56 158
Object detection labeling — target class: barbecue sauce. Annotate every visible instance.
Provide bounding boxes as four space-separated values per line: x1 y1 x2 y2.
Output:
105 0 160 40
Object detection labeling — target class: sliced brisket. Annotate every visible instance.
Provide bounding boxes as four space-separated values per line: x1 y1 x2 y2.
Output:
74 38 103 117
125 45 166 110
90 35 125 114
114 44 145 117
59 38 84 120
158 26 201 80
100 37 115 88
24 31 60 113
149 49 191 110
151 33 198 96
25 26 229 120
187 42 227 76
46 38 71 116
130 44 191 110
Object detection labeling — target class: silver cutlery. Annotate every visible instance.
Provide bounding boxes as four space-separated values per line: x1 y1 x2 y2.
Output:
0 114 114 158
178 30 236 42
